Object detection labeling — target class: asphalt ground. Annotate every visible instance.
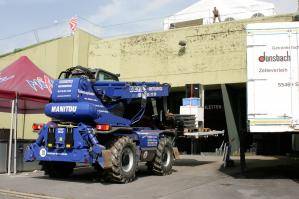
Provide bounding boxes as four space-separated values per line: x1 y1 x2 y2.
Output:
0 155 299 199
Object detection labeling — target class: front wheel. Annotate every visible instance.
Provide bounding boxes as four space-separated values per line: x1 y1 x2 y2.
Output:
110 137 137 183
152 137 174 175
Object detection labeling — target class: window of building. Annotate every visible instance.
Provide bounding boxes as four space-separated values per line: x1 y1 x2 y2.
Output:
224 17 235 22
252 13 264 18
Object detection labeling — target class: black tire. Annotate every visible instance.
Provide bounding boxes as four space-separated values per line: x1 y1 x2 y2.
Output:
43 162 75 178
153 137 174 175
146 161 153 172
110 137 137 183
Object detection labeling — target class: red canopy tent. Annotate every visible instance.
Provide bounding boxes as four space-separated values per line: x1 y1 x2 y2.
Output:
0 56 53 174
0 56 53 113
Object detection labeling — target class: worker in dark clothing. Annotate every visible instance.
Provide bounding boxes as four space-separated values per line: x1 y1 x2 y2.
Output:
213 7 221 23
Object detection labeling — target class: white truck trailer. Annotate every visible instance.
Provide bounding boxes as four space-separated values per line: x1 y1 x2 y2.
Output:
246 22 299 152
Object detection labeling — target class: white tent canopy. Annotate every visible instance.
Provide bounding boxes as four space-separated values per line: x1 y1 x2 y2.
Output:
164 0 276 30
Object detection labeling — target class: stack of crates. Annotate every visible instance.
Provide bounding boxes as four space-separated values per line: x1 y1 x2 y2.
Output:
180 98 204 128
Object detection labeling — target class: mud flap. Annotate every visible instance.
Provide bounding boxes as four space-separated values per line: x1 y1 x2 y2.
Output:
101 150 112 169
173 147 180 159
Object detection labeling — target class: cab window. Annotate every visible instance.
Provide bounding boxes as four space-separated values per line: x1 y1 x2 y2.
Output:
97 72 118 81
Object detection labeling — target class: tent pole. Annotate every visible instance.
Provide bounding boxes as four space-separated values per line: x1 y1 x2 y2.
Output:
7 100 15 175
13 97 18 174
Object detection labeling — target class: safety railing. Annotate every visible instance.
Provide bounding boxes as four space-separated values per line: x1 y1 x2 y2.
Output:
0 8 276 56
0 18 101 56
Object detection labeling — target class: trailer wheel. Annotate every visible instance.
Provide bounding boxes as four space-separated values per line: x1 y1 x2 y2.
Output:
153 137 174 175
110 137 137 183
43 162 75 178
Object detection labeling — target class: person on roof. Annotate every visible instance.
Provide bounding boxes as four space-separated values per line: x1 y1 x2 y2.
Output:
213 7 221 23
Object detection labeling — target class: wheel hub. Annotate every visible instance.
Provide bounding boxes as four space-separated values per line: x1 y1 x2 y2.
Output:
121 147 134 172
162 148 171 167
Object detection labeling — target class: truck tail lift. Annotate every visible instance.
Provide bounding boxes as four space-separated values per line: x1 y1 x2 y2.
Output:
24 66 179 183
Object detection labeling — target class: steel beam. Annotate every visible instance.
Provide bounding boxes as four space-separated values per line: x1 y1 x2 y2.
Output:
221 84 240 153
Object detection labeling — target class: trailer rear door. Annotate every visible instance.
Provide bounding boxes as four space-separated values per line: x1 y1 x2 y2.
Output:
247 22 299 133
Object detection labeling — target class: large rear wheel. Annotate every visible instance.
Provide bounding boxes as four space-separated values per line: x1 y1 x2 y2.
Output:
110 137 137 183
152 137 174 175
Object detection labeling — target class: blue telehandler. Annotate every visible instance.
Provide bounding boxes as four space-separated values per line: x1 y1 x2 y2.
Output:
24 66 179 183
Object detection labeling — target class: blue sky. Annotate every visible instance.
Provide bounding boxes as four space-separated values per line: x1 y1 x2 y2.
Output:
0 0 297 38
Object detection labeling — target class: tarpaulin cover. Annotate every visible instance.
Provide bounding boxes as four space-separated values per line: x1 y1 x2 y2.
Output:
0 56 53 113
164 0 276 29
